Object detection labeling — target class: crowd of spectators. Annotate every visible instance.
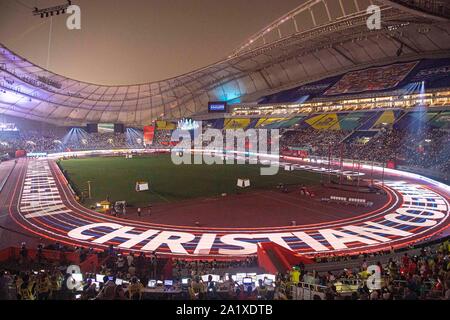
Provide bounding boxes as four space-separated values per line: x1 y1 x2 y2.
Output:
0 242 164 300
171 257 258 279
151 129 174 147
0 120 448 175
290 239 450 300
280 126 450 175
0 238 448 300
0 131 63 154
0 129 180 154
0 131 145 154
63 132 141 151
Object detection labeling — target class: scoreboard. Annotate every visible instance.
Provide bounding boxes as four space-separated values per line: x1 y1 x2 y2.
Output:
86 123 125 133
208 101 227 113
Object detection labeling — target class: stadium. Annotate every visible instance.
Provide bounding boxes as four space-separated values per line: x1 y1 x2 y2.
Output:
0 0 449 304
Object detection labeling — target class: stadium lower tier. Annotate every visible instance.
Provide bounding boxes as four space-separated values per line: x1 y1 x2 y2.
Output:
1 151 449 259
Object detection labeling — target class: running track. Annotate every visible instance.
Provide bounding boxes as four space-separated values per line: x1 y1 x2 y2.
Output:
4 153 450 259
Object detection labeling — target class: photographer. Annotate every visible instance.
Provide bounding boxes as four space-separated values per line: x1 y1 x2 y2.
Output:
206 275 217 300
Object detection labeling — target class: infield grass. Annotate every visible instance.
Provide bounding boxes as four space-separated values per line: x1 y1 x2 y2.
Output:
59 154 321 207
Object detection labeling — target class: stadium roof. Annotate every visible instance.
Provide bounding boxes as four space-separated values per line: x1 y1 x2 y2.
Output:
0 0 449 126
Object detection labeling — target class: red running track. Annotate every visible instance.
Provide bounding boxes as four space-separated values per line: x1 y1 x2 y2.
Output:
3 155 450 259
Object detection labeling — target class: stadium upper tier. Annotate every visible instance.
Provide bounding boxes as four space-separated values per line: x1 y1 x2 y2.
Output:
0 0 450 126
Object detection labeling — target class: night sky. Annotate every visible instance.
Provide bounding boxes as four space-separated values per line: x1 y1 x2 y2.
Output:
0 0 304 85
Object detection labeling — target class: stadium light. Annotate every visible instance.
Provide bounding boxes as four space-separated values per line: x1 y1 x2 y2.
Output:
33 1 72 19
0 90 21 103
125 128 144 147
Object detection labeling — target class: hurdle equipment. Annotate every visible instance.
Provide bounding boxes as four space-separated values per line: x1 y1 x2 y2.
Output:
237 178 250 188
325 196 372 207
135 181 149 192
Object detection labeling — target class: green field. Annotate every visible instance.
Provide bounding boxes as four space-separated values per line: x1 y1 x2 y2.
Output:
59 155 321 207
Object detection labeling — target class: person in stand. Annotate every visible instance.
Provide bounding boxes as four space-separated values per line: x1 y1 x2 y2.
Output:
19 243 28 265
36 244 44 265
19 275 35 300
14 273 24 300
149 253 157 279
256 279 268 300
116 254 126 272
190 276 205 300
115 285 127 300
107 245 115 257
290 267 300 285
0 271 13 300
128 263 136 277
187 279 197 300
82 279 97 300
126 253 134 268
49 271 63 300
36 273 51 300
274 287 288 300
127 277 144 300
96 276 116 300
206 275 217 299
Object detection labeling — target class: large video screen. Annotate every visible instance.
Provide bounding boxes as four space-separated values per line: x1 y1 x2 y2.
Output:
324 61 418 95
0 123 19 132
114 124 125 133
208 101 227 113
86 124 98 133
98 123 115 133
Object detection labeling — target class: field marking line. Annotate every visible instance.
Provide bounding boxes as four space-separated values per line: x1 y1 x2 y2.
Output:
149 189 171 203
261 191 348 220
277 169 321 183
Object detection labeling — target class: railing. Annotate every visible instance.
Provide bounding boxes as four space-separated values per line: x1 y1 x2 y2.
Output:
291 281 327 300
293 274 448 299
292 276 402 300
396 165 449 183
387 0 450 19
0 247 99 274
0 159 16 192
392 279 446 299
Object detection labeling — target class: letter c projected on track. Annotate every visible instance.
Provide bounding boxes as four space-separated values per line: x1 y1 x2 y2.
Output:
67 223 123 240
